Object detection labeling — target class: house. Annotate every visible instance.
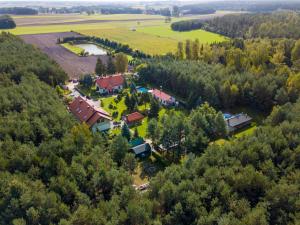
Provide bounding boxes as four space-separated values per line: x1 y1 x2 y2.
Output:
124 112 144 126
130 143 152 158
69 96 111 132
150 89 176 106
225 113 252 132
96 74 124 94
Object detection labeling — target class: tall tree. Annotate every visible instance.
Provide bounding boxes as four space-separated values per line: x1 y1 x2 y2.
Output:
95 57 106 75
176 42 184 59
121 123 131 141
185 40 192 60
110 135 129 166
115 53 128 73
107 56 116 74
192 39 200 60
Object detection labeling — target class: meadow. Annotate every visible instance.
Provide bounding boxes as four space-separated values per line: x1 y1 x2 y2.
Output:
7 13 227 55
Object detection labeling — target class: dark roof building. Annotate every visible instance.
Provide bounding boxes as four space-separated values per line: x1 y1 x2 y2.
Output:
225 113 252 132
131 143 152 158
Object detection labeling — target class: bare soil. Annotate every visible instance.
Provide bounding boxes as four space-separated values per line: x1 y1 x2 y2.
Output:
20 32 107 79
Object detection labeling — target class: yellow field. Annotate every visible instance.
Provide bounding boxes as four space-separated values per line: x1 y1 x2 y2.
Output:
5 13 227 55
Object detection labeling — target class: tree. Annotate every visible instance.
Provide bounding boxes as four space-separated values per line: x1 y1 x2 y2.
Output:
192 39 200 60
121 123 131 141
110 135 129 165
172 6 180 17
79 74 93 89
133 128 139 138
95 57 106 75
147 119 160 146
115 53 128 73
123 153 137 174
107 56 116 74
176 42 184 59
185 40 192 60
149 98 160 118
292 40 300 70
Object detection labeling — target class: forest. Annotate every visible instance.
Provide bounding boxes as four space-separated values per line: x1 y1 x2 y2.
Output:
0 7 300 224
0 31 299 224
171 12 300 39
0 15 16 29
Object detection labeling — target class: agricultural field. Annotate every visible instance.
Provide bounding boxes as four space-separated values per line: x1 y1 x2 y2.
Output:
20 32 108 79
6 13 229 55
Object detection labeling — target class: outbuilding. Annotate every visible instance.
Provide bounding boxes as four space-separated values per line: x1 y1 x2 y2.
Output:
131 143 152 158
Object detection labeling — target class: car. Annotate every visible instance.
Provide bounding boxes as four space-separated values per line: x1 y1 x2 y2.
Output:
138 183 149 191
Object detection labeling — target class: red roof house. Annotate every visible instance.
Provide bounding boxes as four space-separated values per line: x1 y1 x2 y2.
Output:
96 74 125 94
125 112 145 125
69 96 111 132
150 89 176 106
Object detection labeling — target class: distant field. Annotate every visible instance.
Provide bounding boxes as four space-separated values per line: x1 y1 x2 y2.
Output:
6 13 228 55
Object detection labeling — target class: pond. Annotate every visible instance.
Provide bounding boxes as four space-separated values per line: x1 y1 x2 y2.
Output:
75 43 107 56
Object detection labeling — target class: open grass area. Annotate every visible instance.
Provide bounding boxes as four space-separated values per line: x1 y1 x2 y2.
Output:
80 24 226 55
6 13 227 55
61 43 84 55
101 96 127 121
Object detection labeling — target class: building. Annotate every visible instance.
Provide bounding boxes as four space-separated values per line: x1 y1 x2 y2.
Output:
150 89 176 106
131 143 152 158
96 74 124 94
124 112 144 126
69 96 111 132
225 113 252 132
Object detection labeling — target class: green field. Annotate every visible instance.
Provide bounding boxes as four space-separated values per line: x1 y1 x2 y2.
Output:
5 14 227 55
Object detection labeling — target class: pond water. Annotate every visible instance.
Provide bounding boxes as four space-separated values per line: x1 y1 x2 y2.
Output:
76 44 107 55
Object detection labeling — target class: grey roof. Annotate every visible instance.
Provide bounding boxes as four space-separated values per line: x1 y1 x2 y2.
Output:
131 143 151 155
227 113 252 127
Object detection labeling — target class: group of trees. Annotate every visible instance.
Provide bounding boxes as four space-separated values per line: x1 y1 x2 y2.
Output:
95 53 128 75
147 103 227 160
0 15 16 29
138 55 299 111
60 36 150 58
147 98 300 225
171 12 300 37
203 11 300 39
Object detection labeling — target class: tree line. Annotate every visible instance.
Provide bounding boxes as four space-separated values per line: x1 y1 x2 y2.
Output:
60 35 151 58
171 11 300 39
0 7 38 15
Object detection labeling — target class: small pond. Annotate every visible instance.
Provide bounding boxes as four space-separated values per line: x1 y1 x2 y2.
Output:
76 44 107 55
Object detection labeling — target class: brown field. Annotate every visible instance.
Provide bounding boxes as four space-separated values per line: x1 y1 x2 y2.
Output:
20 32 106 79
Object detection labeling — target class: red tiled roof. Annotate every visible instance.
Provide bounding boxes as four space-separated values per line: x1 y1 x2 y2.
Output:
96 74 124 91
151 89 172 102
126 112 144 123
69 96 111 127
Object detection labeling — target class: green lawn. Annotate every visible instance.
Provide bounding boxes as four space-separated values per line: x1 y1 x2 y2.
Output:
61 43 84 55
101 96 127 121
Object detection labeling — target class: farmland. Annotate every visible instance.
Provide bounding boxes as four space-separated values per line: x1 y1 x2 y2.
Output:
20 32 108 79
7 13 229 55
